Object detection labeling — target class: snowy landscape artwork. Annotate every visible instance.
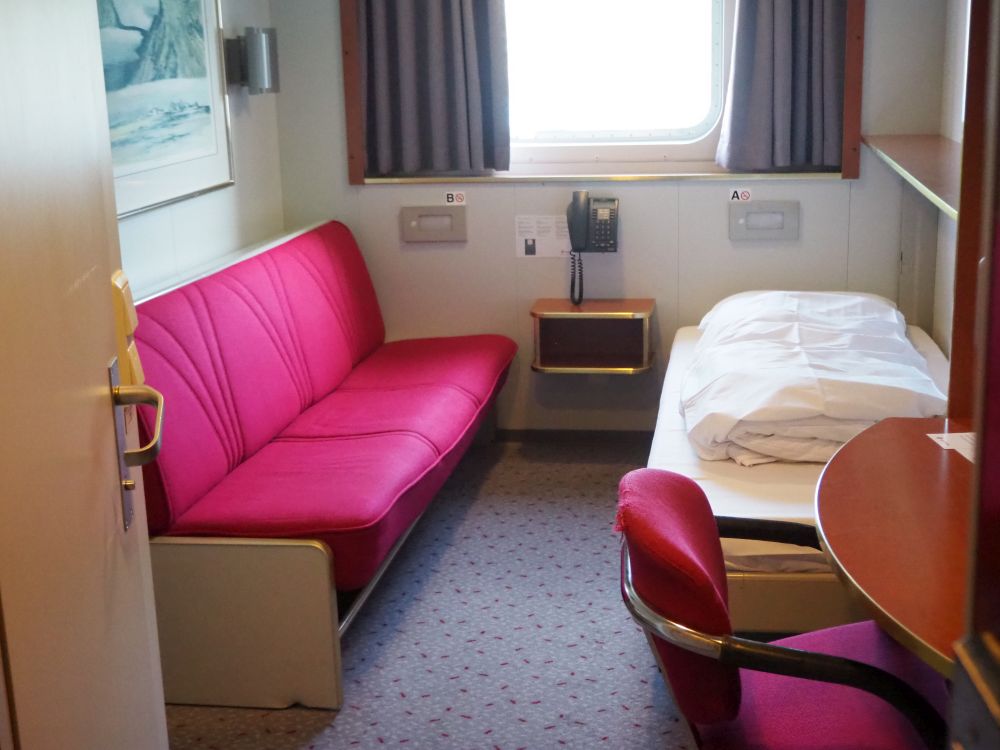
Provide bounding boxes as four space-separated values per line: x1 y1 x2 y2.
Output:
97 0 233 216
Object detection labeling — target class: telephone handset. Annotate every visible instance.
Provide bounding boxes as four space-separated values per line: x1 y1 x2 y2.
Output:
566 191 619 304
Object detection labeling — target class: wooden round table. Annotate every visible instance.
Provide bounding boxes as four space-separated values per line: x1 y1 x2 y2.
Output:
815 417 973 676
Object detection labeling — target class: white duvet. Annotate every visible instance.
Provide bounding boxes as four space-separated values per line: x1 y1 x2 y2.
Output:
681 291 948 466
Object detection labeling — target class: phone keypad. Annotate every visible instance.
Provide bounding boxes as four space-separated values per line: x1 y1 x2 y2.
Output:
590 207 617 251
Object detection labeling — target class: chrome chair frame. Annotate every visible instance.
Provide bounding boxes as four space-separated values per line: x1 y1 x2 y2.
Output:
621 527 947 750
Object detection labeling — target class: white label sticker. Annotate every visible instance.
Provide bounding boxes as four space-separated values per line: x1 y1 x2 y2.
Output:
927 432 976 463
514 215 571 257
445 191 466 204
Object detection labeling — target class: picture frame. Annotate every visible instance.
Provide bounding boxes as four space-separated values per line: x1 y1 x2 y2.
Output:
97 0 234 218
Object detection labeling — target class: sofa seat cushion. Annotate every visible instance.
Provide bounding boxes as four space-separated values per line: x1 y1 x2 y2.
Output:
342 335 517 404
281 384 480 455
168 433 444 590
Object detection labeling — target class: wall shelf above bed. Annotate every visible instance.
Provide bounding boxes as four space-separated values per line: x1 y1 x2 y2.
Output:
862 134 961 220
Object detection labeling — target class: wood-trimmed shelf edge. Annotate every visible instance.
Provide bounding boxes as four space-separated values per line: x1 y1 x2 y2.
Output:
863 134 961 219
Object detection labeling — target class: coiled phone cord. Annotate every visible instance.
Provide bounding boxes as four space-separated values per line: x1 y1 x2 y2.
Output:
570 251 584 305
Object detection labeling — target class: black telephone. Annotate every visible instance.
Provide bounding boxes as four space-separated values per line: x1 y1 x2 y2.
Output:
566 191 619 304
567 191 619 253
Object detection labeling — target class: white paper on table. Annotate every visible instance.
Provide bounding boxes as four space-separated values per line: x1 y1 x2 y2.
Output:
927 432 976 462
515 215 571 257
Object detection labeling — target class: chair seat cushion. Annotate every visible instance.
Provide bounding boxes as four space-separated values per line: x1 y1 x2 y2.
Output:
697 621 949 750
168 434 444 590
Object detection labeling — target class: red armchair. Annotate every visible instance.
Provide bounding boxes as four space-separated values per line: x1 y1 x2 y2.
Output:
616 468 949 750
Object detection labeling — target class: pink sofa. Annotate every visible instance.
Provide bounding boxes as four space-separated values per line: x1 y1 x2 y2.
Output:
135 220 516 592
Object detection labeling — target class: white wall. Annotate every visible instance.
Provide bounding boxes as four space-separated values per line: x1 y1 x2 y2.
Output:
862 0 946 135
941 0 970 142
933 0 970 354
118 0 285 300
273 0 924 432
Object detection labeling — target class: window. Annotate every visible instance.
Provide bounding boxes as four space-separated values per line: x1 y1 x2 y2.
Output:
339 0 863 182
504 0 726 173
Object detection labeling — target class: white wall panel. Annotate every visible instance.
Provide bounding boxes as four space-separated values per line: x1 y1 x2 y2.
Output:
507 183 680 431
356 185 518 341
848 148 904 302
862 0 946 134
941 0 970 141
271 0 361 231
934 216 958 354
116 210 178 295
677 180 852 326
118 0 285 300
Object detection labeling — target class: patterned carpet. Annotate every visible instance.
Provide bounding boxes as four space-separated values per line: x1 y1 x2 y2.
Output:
166 436 695 749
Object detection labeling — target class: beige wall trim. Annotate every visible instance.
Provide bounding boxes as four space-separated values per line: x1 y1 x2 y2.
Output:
361 171 845 186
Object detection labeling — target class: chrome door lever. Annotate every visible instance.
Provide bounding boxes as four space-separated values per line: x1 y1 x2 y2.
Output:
109 359 165 531
112 383 164 466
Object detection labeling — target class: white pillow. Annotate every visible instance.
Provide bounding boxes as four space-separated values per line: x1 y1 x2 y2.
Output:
698 290 904 335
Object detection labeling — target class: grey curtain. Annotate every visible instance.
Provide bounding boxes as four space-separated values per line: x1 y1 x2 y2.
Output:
360 0 510 176
716 0 846 171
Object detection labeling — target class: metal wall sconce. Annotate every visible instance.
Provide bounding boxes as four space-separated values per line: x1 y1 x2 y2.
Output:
225 27 279 95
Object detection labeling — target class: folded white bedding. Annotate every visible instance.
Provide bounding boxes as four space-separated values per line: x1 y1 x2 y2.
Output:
681 291 948 466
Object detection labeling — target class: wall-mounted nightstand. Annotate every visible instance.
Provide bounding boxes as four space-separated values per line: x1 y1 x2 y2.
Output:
530 298 655 375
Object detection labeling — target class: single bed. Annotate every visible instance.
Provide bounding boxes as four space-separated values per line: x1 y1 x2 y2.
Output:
648 314 949 633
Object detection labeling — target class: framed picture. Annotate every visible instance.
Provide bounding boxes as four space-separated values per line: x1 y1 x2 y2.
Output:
97 0 234 218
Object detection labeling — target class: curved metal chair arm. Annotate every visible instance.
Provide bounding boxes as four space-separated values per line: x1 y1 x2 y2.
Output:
721 636 947 749
621 543 946 750
715 515 822 550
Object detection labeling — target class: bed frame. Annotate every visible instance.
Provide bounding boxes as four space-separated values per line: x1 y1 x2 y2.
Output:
728 571 866 633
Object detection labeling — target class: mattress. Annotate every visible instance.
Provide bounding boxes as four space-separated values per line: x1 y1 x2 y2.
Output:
648 325 950 573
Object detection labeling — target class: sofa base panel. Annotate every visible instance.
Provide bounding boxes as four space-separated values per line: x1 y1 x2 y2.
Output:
150 537 342 710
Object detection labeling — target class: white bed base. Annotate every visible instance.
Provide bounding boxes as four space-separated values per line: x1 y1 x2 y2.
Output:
727 571 866 633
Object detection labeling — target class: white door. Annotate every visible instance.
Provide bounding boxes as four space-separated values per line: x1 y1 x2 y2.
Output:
0 2 168 749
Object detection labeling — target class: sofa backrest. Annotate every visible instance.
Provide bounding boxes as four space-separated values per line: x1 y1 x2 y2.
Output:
135 221 385 532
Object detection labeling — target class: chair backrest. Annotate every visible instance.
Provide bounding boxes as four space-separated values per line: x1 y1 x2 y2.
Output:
616 468 741 724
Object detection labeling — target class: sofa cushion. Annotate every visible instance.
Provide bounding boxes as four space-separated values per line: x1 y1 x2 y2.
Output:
137 222 386 531
168 335 515 590
281 384 480 455
343 335 517 403
281 334 517 455
167 429 460 591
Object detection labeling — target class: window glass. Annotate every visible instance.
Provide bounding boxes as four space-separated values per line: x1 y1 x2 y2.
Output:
505 0 724 146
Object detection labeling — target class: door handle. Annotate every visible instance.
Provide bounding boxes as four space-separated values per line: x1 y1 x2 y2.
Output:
113 384 164 467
